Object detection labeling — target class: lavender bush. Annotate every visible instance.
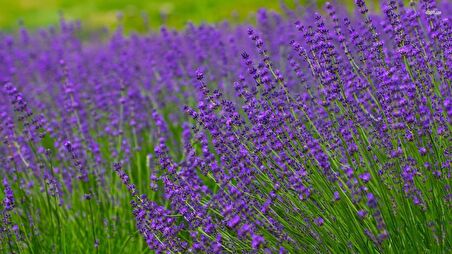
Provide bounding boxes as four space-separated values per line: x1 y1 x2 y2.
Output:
0 0 451 253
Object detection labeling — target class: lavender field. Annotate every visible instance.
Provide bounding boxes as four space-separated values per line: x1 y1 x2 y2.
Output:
0 0 451 253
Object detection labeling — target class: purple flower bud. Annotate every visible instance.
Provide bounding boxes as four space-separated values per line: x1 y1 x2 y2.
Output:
333 191 340 201
419 147 427 156
357 210 367 219
227 214 240 228
314 217 324 226
195 69 204 81
359 172 371 183
238 223 251 238
367 193 377 209
251 234 265 249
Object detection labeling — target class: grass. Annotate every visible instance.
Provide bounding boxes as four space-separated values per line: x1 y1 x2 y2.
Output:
0 0 376 32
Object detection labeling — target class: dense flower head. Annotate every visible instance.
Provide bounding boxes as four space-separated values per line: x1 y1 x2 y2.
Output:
0 0 451 253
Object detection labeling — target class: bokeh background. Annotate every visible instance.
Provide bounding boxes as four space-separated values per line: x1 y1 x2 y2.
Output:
0 0 383 32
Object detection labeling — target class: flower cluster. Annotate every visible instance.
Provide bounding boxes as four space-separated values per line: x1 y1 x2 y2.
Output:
0 0 451 253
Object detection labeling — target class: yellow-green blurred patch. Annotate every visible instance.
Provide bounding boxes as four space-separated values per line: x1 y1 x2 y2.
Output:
0 0 371 32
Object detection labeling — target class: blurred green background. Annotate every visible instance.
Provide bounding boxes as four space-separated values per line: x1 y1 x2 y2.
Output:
0 0 379 32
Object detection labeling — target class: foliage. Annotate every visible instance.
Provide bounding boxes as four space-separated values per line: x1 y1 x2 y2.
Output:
0 0 373 32
0 0 451 253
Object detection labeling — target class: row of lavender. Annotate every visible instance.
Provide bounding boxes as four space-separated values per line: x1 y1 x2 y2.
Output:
1 0 451 253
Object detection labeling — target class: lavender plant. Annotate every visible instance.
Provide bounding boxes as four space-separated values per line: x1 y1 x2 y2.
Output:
0 0 451 253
